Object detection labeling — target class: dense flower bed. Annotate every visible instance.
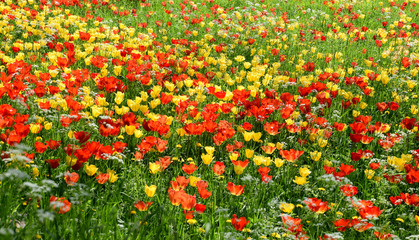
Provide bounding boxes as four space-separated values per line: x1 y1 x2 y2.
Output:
0 0 418 239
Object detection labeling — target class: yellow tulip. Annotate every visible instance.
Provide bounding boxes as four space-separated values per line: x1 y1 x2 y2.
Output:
127 99 140 112
364 169 375 179
245 149 254 158
189 176 201 187
201 153 213 165
274 158 285 168
96 97 108 106
115 106 124 115
184 79 193 88
30 123 41 134
324 160 333 167
229 152 239 161
318 138 328 148
139 105 149 114
243 62 251 69
149 99 161 109
235 55 245 62
149 163 161 174
233 165 245 175
187 219 197 225
299 167 311 177
310 151 322 162
150 86 162 98
276 142 284 150
205 146 215 155
107 169 118 183
66 156 77 167
176 128 186 137
254 155 263 166
85 165 98 176
115 91 124 105
145 185 157 197
242 131 253 142
32 167 39 178
387 156 407 172
407 80 417 89
252 132 262 142
164 82 175 92
293 176 308 185
114 65 122 76
49 69 59 78
68 130 74 139
360 102 368 110
125 125 136 136
91 105 103 117
280 203 295 213
285 119 294 125
122 106 130 115
134 129 143 138
36 117 44 123
100 68 108 77
411 105 418 115
44 122 52 130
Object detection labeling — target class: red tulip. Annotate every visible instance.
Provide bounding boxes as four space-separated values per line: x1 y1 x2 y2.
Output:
231 214 249 231
226 182 245 196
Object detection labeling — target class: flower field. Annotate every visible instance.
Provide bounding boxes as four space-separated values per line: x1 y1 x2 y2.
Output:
0 0 419 239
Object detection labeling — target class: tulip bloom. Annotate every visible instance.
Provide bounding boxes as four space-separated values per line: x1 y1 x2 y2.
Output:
45 158 60 169
304 198 329 214
145 184 157 197
196 180 212 199
201 153 213 165
85 164 98 176
49 196 71 214
280 203 295 213
281 215 302 233
232 159 249 175
64 171 79 186
170 176 190 191
310 151 322 161
226 182 245 196
293 176 308 185
182 163 197 174
96 173 109 184
280 149 304 162
358 206 383 219
194 204 206 214
212 162 225 175
107 170 118 183
231 214 249 231
134 201 152 211
340 184 358 197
